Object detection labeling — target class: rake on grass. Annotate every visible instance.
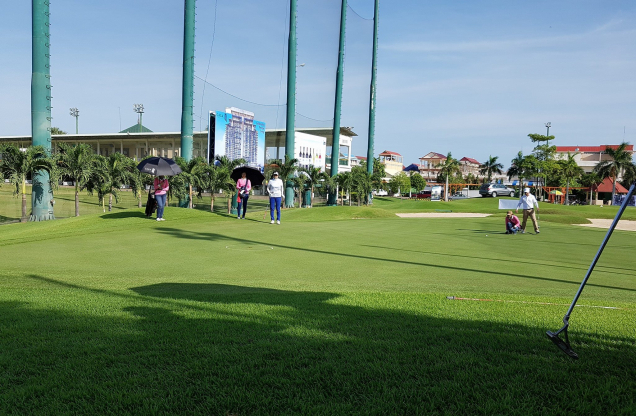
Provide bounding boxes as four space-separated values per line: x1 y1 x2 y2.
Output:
547 181 636 359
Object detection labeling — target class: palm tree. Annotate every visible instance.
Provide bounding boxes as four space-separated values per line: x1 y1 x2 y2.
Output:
436 152 460 201
56 142 95 216
0 144 54 222
175 157 207 209
558 152 583 204
594 142 633 203
352 168 373 206
103 153 135 212
215 156 245 213
336 171 353 206
202 162 235 212
479 155 504 183
300 165 328 207
580 172 602 205
86 155 112 212
276 155 299 208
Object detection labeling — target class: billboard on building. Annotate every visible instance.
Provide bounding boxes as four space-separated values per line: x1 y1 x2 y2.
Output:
210 108 265 170
295 131 326 172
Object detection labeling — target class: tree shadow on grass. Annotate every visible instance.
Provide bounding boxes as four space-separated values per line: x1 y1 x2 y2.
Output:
153 227 636 293
2 277 636 415
101 211 148 219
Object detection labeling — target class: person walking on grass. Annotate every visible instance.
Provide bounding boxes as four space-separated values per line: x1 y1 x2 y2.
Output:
267 171 284 224
236 172 251 219
516 187 540 234
505 210 521 234
154 175 169 221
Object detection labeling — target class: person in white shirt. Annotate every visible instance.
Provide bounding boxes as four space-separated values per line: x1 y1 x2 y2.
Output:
516 187 540 234
267 172 284 224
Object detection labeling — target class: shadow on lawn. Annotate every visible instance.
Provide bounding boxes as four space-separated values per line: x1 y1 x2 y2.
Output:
153 227 636 293
2 277 636 415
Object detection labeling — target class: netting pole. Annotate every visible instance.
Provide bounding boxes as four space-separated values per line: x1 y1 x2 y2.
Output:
30 0 55 221
328 0 347 206
284 0 298 207
366 0 379 204
181 0 196 162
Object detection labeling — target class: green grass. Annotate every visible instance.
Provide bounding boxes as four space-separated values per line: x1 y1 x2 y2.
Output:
1 201 636 414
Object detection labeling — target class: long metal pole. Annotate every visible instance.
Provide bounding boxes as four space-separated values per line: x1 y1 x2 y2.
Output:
284 0 298 207
30 0 55 221
366 0 379 203
328 0 347 206
180 0 196 161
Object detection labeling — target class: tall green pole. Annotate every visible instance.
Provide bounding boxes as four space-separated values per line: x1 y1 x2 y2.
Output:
367 0 379 176
284 0 298 207
30 0 54 221
328 0 347 206
366 0 379 203
181 0 196 162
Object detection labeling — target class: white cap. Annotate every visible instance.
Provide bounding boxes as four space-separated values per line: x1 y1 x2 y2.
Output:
524 188 530 193
273 172 279 176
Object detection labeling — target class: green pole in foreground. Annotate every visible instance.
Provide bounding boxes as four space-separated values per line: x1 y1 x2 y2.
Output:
284 0 298 208
30 0 55 221
366 0 379 203
328 0 347 206
180 0 196 162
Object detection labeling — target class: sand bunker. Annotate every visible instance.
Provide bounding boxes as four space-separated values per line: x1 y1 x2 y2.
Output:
577 219 636 232
396 213 492 218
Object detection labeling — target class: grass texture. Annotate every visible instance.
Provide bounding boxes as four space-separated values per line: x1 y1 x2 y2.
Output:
0 200 635 415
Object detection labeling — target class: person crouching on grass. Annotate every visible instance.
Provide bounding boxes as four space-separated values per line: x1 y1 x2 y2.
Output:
516 187 540 234
505 211 520 234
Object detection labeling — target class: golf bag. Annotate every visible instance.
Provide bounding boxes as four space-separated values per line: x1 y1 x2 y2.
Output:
145 191 157 217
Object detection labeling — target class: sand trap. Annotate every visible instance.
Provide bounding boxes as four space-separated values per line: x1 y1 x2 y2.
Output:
577 219 636 232
396 213 492 218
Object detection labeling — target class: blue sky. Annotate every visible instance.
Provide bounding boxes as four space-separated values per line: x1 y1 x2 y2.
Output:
2 0 635 168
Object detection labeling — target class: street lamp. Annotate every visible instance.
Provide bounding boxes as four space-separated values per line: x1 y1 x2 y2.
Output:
69 108 79 134
133 104 144 133
545 122 551 147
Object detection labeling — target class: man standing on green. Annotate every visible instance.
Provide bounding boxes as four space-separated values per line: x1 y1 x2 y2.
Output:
516 187 540 234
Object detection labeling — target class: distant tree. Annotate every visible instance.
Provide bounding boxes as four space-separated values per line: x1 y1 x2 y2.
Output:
361 157 387 195
56 142 95 216
594 142 633 203
580 172 603 205
275 155 299 208
336 171 353 206
175 156 207 209
85 155 111 212
557 152 583 204
479 155 504 183
352 166 373 205
508 152 538 191
300 165 328 207
388 172 411 197
0 144 54 222
435 152 461 183
409 172 426 193
50 127 67 135
216 156 246 213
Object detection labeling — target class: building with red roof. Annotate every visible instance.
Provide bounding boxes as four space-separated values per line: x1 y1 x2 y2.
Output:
556 144 634 175
379 150 404 176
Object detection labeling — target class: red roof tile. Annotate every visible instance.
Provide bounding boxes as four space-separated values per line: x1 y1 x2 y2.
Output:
420 152 446 159
593 177 629 194
460 157 481 164
379 150 402 156
556 145 634 153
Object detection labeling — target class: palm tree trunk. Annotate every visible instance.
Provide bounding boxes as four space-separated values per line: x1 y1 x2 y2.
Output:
21 179 27 222
227 194 231 214
565 180 570 205
188 184 193 209
210 195 214 212
611 175 617 205
108 193 113 212
75 184 80 216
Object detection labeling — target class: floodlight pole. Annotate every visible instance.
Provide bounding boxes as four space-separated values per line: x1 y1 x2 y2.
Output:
284 0 298 207
366 0 380 203
134 104 144 133
181 0 196 162
327 0 347 206
70 108 79 134
30 0 55 221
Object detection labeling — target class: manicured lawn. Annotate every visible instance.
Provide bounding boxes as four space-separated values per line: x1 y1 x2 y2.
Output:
1 202 635 414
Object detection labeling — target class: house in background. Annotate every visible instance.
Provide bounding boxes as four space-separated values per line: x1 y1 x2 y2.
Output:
555 145 635 176
379 150 404 176
351 156 367 168
459 157 481 177
418 152 446 181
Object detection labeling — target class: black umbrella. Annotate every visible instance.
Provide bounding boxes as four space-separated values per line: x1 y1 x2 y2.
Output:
136 157 183 176
231 166 265 185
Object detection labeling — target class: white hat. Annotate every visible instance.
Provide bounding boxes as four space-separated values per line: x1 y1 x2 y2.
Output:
524 188 530 193
273 171 279 176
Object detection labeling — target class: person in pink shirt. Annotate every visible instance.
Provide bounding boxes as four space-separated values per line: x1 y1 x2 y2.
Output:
505 210 520 234
236 172 251 219
153 175 169 221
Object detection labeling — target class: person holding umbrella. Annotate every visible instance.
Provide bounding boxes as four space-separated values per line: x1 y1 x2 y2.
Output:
267 172 284 224
154 175 169 221
136 156 182 221
236 172 251 219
